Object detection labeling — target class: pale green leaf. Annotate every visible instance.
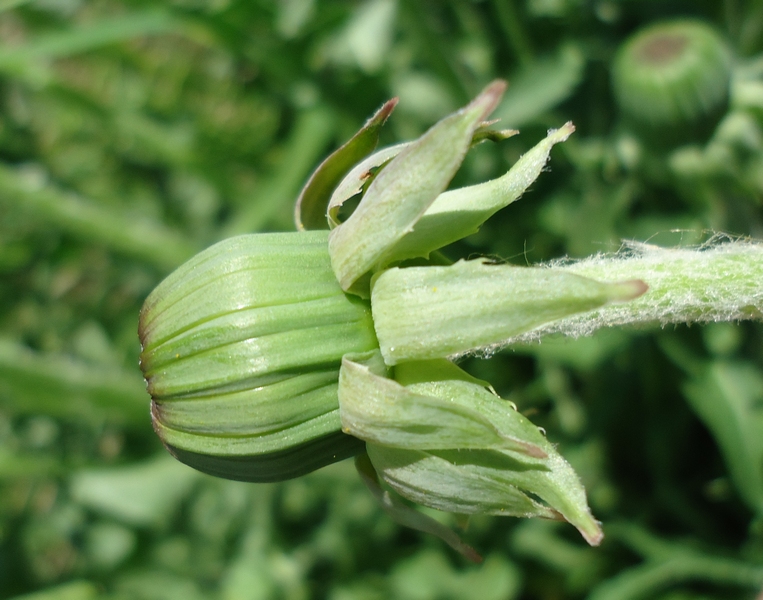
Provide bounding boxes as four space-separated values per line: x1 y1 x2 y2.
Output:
355 453 482 563
295 98 397 231
327 142 408 229
382 123 575 263
682 360 763 514
367 441 603 545
328 80 507 296
7 581 100 600
338 351 547 456
492 43 586 127
372 259 647 364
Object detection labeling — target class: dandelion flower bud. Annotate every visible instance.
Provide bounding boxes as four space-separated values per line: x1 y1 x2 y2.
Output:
612 20 732 145
139 231 377 481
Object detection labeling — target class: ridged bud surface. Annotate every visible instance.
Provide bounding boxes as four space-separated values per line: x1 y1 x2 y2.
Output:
139 231 377 481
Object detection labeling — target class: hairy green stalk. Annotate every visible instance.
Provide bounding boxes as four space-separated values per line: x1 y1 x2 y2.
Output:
498 239 763 347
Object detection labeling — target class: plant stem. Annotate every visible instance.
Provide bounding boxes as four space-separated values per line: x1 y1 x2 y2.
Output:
491 0 533 66
0 338 148 425
587 523 763 599
0 164 196 271
504 240 763 345
399 1 472 103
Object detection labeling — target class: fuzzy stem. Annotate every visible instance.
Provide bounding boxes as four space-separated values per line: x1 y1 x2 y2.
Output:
504 239 763 346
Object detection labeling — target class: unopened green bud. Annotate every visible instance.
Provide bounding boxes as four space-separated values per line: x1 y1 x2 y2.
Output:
612 20 732 146
139 231 377 481
138 82 651 549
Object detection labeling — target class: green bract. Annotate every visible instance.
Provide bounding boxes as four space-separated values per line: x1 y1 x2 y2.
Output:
339 352 603 546
139 81 649 554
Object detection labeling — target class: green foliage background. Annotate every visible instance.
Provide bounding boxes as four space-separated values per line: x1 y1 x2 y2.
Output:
1 1 763 598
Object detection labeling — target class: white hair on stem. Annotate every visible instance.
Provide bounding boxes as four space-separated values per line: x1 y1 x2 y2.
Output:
480 234 763 353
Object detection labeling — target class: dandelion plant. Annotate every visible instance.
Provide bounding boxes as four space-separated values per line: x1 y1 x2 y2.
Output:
139 80 763 559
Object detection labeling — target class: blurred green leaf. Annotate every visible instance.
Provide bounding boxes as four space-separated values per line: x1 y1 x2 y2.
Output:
682 360 763 514
8 581 101 600
0 448 62 479
0 9 178 65
114 570 208 600
0 164 197 271
0 338 148 424
70 454 199 527
223 106 337 236
588 524 763 600
390 550 521 600
493 43 585 127
324 0 398 74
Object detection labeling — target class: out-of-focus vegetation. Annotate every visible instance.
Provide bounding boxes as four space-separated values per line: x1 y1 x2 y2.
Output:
1 1 763 598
